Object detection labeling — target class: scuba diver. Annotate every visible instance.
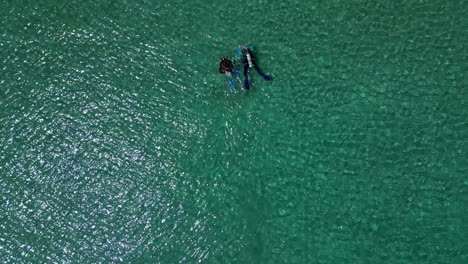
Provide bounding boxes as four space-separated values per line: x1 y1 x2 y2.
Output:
219 57 234 75
218 57 240 88
237 45 272 89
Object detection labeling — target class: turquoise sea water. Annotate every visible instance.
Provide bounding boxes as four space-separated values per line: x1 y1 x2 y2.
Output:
1 0 467 263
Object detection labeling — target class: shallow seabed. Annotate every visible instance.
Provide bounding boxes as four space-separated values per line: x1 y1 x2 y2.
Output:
1 0 467 263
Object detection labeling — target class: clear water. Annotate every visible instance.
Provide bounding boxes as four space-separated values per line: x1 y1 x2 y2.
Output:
1 0 467 263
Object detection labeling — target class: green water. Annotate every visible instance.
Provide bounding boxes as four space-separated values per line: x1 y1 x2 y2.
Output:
1 0 467 263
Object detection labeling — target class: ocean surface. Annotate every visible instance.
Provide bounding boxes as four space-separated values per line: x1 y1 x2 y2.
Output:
1 0 467 263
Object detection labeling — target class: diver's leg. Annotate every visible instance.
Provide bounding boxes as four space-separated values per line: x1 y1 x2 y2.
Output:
253 63 272 81
243 64 250 89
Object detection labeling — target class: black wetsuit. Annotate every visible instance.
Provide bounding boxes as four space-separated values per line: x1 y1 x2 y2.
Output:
241 48 271 89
